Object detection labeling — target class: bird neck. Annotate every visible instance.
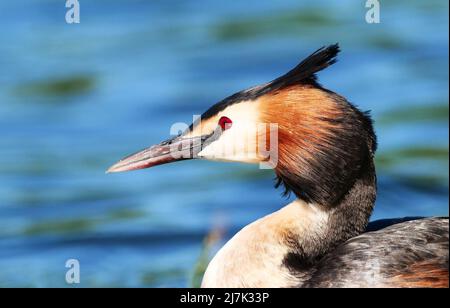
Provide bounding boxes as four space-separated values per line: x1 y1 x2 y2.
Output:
282 158 377 272
201 158 376 287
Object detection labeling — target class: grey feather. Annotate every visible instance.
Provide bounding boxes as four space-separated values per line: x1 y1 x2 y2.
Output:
303 217 449 287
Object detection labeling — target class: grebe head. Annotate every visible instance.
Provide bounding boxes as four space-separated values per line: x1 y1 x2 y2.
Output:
107 44 376 208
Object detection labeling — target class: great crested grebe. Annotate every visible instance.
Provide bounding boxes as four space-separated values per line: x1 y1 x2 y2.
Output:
108 44 449 288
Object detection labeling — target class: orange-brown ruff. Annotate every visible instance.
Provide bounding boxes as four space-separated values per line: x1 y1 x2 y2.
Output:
260 85 344 174
108 44 449 288
259 84 376 205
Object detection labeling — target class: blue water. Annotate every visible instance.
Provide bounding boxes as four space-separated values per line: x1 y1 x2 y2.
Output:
0 0 448 287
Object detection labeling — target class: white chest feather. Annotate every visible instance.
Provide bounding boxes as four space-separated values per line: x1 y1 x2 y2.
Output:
201 200 330 288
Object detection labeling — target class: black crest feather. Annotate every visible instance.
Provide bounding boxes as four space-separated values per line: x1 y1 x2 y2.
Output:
269 43 340 88
199 44 340 121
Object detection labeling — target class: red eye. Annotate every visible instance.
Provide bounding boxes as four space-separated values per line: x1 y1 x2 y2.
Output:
218 116 232 131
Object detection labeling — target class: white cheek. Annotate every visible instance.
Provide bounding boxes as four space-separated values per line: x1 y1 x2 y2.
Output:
198 123 260 163
197 99 262 162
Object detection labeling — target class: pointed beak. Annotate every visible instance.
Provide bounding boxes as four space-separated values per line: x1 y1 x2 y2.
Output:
106 132 216 173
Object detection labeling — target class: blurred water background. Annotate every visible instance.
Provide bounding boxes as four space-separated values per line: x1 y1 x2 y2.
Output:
0 0 448 287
